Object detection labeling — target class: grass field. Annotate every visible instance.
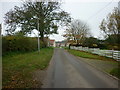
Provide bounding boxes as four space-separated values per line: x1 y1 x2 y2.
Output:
2 47 54 88
67 49 119 79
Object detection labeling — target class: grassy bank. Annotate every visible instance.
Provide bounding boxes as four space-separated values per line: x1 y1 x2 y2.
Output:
67 49 119 79
67 49 115 61
3 47 54 88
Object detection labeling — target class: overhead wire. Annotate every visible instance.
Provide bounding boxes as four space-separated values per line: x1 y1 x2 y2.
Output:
86 0 114 22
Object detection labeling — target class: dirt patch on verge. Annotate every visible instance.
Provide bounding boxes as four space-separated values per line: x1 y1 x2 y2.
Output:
32 69 47 88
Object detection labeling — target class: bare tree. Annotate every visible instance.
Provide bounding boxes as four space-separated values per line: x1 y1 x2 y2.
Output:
64 19 90 45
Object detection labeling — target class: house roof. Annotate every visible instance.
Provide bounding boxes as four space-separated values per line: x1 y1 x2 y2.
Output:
49 40 55 44
50 40 55 42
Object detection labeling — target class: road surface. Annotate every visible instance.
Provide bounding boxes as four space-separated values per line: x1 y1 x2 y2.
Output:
42 48 119 88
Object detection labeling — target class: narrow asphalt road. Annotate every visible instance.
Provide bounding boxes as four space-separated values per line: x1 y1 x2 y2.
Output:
42 48 119 88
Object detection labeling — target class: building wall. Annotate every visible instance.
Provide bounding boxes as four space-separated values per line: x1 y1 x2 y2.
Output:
53 41 56 47
49 40 56 47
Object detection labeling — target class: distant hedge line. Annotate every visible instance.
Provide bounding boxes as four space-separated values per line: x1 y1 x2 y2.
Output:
2 36 44 55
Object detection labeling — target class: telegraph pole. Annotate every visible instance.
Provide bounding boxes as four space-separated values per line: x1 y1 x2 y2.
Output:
118 1 120 12
38 19 40 53
0 24 1 35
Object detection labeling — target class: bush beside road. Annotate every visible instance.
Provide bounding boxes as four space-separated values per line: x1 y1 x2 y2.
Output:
2 36 45 55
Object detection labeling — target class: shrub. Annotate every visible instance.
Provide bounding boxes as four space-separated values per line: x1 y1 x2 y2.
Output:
2 36 44 55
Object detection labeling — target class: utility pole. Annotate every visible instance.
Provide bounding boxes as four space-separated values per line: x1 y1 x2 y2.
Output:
0 24 1 35
118 1 120 12
38 19 40 53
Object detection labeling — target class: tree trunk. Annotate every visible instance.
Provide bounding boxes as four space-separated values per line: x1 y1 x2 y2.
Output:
40 32 47 47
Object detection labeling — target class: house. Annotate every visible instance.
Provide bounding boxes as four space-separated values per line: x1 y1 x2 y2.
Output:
55 41 61 47
49 39 56 47
60 41 67 47
55 40 67 47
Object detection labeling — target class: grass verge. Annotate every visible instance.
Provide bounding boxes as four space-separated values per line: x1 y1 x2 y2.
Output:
67 49 115 61
66 49 119 79
110 68 120 79
2 47 54 88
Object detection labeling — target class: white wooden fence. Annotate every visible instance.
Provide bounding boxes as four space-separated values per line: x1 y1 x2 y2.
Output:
70 46 120 61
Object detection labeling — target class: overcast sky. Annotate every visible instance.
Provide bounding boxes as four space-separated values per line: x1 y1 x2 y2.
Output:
0 0 119 41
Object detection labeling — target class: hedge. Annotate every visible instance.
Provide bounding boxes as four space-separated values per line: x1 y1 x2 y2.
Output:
2 36 44 55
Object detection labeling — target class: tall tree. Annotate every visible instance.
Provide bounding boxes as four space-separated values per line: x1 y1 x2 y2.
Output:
64 19 90 45
4 1 71 42
99 7 120 37
99 7 120 46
